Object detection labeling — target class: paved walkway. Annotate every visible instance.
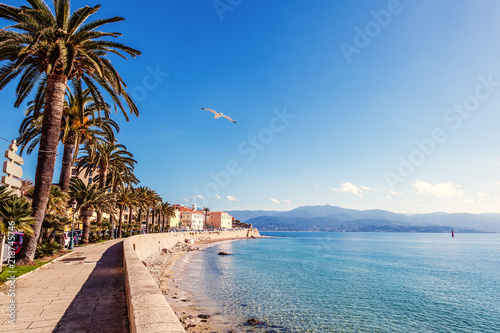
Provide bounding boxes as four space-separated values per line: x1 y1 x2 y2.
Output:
0 240 129 333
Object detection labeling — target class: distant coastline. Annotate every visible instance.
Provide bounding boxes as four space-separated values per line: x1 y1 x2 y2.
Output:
256 224 489 233
229 204 500 233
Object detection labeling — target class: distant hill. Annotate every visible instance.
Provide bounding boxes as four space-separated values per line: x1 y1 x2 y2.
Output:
227 205 500 233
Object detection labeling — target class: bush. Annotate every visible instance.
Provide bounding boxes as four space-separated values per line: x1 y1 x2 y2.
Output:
89 234 100 243
35 241 62 259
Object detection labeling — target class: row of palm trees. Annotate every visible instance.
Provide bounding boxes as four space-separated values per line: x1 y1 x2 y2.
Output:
15 71 177 246
0 1 170 264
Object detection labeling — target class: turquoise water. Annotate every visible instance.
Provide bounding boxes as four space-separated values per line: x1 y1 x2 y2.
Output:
181 232 500 332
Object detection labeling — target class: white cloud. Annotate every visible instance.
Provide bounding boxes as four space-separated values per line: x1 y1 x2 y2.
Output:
332 182 370 197
226 195 239 202
463 199 475 204
269 198 280 204
495 181 500 186
413 179 463 198
282 199 291 205
477 192 490 198
332 182 360 195
314 184 320 189
215 195 221 199
184 194 204 202
389 190 401 196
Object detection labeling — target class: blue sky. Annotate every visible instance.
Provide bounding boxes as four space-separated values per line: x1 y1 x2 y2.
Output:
1 0 500 214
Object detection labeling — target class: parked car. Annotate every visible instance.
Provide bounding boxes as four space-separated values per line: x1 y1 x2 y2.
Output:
63 232 71 247
11 232 24 255
73 230 82 243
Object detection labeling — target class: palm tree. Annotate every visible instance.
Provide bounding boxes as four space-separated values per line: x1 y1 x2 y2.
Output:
45 185 70 217
68 178 114 244
136 186 158 234
114 186 138 238
0 185 13 204
0 195 36 237
204 207 210 228
104 151 138 227
19 178 34 199
150 199 160 233
17 85 118 192
41 185 69 244
148 191 161 233
0 1 140 264
77 142 136 189
78 142 136 234
160 202 176 232
25 184 68 244
42 215 71 245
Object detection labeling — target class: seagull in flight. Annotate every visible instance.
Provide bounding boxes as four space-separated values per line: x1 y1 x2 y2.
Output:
201 108 237 123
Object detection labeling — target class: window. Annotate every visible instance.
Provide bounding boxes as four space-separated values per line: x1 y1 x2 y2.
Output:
88 177 93 184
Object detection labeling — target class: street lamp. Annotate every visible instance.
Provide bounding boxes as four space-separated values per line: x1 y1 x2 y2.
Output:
69 199 77 250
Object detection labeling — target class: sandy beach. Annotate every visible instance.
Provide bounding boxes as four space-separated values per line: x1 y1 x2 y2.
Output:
142 236 267 333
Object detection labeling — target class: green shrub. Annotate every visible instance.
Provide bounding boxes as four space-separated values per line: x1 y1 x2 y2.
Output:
35 241 62 259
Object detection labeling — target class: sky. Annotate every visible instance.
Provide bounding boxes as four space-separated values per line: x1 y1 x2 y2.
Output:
1 0 500 214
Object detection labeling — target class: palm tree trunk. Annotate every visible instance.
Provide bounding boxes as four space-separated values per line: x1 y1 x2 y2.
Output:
137 207 142 234
118 206 123 238
128 205 133 233
18 72 68 265
145 209 150 234
49 229 57 243
99 167 108 189
58 141 75 192
128 206 133 224
81 211 93 244
151 208 156 232
109 183 118 238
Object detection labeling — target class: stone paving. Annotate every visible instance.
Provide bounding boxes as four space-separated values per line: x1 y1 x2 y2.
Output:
0 240 129 333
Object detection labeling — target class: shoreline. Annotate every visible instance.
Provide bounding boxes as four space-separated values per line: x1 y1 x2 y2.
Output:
143 235 266 332
165 239 243 332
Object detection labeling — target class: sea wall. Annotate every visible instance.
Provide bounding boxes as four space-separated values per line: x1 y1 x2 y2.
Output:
123 229 260 333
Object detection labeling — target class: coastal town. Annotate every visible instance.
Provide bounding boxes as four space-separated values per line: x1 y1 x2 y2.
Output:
0 1 499 332
69 160 237 235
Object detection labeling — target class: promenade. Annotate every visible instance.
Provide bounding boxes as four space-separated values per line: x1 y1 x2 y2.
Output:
0 239 128 333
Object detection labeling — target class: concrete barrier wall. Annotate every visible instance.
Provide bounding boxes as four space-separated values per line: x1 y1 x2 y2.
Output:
123 229 260 333
129 228 260 261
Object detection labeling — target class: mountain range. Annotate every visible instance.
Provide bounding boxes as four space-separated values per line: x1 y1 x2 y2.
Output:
227 205 500 233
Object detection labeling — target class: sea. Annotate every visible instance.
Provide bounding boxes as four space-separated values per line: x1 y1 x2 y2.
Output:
179 232 500 332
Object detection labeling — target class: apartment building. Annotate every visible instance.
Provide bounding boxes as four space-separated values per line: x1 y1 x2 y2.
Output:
180 210 205 230
207 211 233 229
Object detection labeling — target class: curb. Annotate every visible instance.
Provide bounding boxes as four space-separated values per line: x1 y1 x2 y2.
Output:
11 250 75 283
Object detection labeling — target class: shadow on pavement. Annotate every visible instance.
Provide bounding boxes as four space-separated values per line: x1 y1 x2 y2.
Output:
53 242 129 333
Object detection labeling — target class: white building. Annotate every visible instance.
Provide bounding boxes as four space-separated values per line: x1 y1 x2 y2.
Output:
180 211 204 230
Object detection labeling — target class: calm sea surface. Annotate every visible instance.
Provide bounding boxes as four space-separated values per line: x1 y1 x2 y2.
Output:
180 232 500 332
